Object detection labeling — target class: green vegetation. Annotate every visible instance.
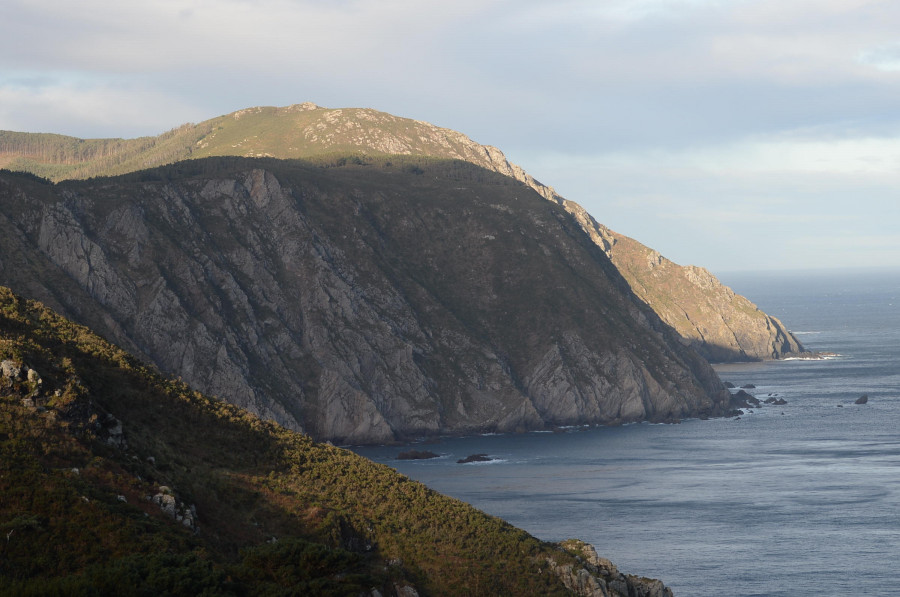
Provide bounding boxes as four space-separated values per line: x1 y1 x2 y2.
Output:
0 286 589 595
0 123 213 181
0 104 508 183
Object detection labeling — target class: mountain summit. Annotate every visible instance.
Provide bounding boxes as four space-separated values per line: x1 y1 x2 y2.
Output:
0 103 804 362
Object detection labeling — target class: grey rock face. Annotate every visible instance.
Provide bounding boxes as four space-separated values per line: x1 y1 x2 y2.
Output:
0 162 730 443
291 106 802 363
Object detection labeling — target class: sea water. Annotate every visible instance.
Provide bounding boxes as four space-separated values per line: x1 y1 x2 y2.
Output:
352 269 900 596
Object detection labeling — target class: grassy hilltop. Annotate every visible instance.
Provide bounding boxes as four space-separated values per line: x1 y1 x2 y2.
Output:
0 103 508 183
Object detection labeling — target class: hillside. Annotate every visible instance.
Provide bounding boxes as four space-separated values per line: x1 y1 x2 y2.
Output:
0 285 674 596
0 158 730 443
559 211 804 361
0 103 804 361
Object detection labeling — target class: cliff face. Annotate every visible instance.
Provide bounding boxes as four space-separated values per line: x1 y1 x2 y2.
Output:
0 160 729 443
193 103 805 361
559 204 804 361
2 103 804 361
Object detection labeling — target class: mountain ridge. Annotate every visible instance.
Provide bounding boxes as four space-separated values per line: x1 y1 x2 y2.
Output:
0 102 804 362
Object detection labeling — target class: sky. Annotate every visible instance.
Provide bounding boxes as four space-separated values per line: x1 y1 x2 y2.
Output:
3 0 900 273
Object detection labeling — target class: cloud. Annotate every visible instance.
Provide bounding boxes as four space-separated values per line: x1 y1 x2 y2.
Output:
2 0 900 270
522 129 900 271
858 42 900 71
0 74 199 137
4 0 900 147
2 0 485 73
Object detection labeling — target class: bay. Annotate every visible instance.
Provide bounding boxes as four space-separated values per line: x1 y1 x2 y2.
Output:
352 268 900 596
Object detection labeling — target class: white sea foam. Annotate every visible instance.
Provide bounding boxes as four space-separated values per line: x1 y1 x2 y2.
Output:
460 458 507 465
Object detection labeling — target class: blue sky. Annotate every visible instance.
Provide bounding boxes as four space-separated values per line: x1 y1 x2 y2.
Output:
3 0 900 273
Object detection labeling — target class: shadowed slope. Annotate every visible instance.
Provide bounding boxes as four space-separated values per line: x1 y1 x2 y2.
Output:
0 158 729 443
0 285 674 596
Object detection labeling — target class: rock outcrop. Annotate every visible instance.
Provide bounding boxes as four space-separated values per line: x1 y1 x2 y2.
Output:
151 486 198 531
555 540 675 597
0 160 730 443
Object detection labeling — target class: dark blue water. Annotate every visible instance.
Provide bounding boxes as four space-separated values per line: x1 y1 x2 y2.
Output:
353 269 900 596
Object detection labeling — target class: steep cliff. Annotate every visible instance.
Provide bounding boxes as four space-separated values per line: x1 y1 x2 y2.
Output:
558 204 804 361
0 159 729 443
1 103 804 361
0 284 672 596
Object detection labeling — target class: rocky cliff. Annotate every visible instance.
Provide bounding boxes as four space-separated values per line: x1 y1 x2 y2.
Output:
0 159 729 443
194 104 805 361
557 206 804 361
1 103 804 361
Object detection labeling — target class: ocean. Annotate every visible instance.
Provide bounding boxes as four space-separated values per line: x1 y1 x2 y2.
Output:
352 268 900 596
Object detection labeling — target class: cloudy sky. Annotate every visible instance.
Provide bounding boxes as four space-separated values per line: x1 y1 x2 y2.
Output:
3 0 900 273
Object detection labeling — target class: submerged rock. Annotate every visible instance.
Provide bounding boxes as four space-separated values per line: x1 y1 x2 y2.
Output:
457 454 492 464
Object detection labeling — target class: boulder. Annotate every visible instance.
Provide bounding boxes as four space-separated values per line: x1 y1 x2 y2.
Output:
1 360 21 380
26 368 42 385
730 390 759 408
101 414 126 448
855 394 868 405
393 585 419 597
151 488 197 530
